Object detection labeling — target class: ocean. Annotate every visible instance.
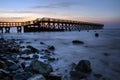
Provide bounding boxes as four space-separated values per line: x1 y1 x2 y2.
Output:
1 28 120 80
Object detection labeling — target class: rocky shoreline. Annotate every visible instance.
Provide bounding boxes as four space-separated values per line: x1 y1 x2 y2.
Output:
0 37 111 80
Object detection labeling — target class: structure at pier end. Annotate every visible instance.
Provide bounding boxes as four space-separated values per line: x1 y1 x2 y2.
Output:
0 17 104 33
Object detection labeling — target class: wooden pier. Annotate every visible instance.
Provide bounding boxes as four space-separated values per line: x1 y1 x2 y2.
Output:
0 17 104 33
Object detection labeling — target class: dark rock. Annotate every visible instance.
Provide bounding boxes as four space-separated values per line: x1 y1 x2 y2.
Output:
28 74 46 80
103 53 110 56
32 54 39 60
72 40 84 44
27 45 39 53
75 60 92 73
19 41 24 44
13 72 32 80
29 60 53 74
48 57 56 62
0 69 10 79
5 60 16 67
40 42 45 45
70 71 86 80
21 62 26 69
93 73 102 78
44 75 61 80
48 46 55 51
23 49 32 54
0 60 7 69
9 64 21 71
20 54 31 60
95 33 99 37
20 46 25 48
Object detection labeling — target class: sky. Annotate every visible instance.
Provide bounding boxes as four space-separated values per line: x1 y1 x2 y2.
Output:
0 0 120 27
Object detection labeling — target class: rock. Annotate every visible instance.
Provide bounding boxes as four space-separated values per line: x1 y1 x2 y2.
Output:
21 62 26 69
95 33 99 37
5 60 16 67
72 40 84 44
20 54 31 60
70 71 86 80
40 42 45 45
13 72 32 80
44 75 61 80
103 53 110 56
75 60 92 73
32 54 39 60
29 60 53 74
28 74 46 80
48 46 55 51
23 49 32 54
9 64 21 71
93 73 102 78
48 57 56 62
0 60 6 69
27 45 39 53
0 69 10 79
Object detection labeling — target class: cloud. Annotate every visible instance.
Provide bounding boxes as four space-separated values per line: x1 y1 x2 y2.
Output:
31 1 79 9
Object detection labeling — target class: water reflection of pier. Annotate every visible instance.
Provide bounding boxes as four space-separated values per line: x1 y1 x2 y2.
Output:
0 17 104 33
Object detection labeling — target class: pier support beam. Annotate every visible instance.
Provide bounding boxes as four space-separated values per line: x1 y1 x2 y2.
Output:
5 27 10 33
17 26 22 33
0 27 3 33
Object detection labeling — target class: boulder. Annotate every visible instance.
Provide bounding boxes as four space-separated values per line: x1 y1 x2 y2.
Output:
95 33 99 37
75 60 92 73
9 64 21 71
0 69 10 79
0 60 6 69
32 54 39 60
20 54 31 60
40 42 45 45
28 74 46 80
72 40 84 44
5 60 16 67
70 71 86 80
13 72 32 80
27 45 39 53
48 46 55 51
29 60 53 74
44 75 61 80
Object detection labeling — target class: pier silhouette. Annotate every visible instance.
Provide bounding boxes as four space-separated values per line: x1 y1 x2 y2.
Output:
0 17 104 33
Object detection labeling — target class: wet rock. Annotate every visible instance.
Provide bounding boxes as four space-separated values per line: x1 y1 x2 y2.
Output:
9 64 21 71
0 69 10 79
72 40 84 44
70 60 92 80
44 75 61 80
20 54 31 60
32 54 39 60
75 60 92 73
13 72 32 80
23 49 32 54
29 60 53 74
21 62 26 69
70 71 86 80
103 53 110 56
27 45 39 53
48 57 56 62
19 41 24 44
48 46 55 51
40 42 45 45
0 60 6 69
28 74 46 80
5 60 16 67
93 73 102 78
95 33 99 37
